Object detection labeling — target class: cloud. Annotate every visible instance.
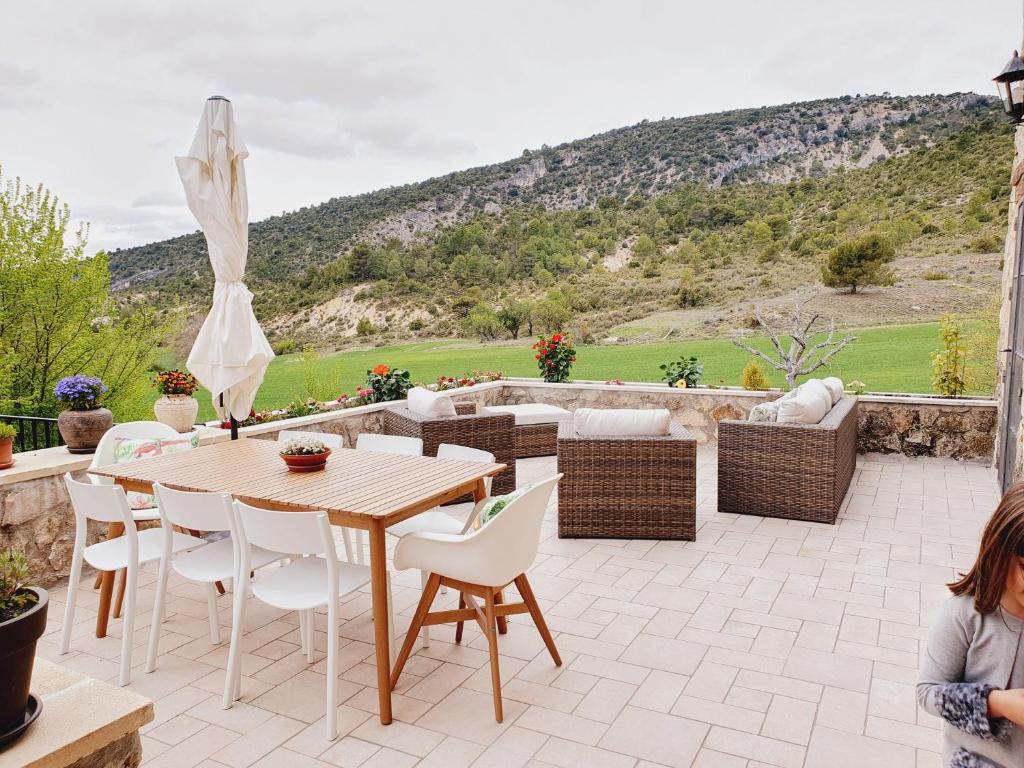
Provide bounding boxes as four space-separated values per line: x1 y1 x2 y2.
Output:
131 189 183 208
0 63 44 110
345 117 476 159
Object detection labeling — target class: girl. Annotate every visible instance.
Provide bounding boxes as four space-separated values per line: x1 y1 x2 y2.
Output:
918 483 1024 767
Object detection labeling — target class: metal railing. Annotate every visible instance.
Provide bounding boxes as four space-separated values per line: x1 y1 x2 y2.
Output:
0 415 64 452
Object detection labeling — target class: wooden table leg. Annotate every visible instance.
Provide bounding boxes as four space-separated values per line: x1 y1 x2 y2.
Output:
473 478 488 503
368 519 393 725
113 569 126 619
96 521 124 638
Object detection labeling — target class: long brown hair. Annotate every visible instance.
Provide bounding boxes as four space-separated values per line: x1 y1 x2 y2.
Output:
950 482 1024 613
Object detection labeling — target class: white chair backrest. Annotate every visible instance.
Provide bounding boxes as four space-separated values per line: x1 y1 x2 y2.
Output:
65 473 135 527
438 443 495 495
153 483 234 532
467 475 560 586
356 433 423 456
233 499 335 558
278 430 343 449
89 421 180 479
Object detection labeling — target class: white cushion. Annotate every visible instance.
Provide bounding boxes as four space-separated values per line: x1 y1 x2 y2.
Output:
776 381 830 424
407 386 457 418
748 402 779 422
822 377 844 405
481 403 572 426
573 408 671 437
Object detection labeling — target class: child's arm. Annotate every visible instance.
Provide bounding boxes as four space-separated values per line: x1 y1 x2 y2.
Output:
916 600 1009 740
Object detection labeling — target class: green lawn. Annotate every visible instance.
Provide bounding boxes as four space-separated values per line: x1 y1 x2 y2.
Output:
169 321 989 422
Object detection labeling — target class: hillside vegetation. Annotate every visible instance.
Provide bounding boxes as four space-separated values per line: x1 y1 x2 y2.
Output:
110 93 1008 346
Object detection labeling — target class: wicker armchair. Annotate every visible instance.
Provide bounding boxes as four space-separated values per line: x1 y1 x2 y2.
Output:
717 395 858 524
382 405 516 495
556 421 697 540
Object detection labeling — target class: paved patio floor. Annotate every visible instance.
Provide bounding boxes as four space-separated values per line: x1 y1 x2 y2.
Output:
38 449 999 768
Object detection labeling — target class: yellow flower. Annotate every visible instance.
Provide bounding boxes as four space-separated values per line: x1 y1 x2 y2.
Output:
674 380 688 389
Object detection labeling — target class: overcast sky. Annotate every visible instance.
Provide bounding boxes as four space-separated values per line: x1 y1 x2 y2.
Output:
2 1 1019 253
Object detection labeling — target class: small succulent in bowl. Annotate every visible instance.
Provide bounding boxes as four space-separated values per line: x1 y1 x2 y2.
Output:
280 437 330 456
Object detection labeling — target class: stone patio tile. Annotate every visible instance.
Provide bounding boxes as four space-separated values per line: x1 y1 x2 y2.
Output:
804 725 916 768
599 706 707 768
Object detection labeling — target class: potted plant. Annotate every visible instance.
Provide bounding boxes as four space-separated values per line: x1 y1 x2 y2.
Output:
532 333 576 383
660 355 703 389
279 436 332 472
54 375 112 454
365 365 411 402
0 549 47 743
153 369 200 433
0 423 15 470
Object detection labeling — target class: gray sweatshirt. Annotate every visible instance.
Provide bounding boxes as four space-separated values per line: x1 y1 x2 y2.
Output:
918 594 1024 768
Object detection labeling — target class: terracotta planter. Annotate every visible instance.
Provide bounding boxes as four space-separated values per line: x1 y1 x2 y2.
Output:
0 587 48 738
280 449 331 472
154 395 199 433
57 408 113 454
0 437 12 470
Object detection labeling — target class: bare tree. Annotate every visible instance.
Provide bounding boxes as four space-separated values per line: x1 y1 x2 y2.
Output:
732 302 856 389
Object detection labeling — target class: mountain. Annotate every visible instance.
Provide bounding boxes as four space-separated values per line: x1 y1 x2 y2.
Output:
109 93 1010 346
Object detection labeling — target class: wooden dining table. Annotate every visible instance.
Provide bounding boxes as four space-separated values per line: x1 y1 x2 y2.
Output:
89 437 504 725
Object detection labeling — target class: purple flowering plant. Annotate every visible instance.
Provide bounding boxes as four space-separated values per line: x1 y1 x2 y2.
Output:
53 375 107 411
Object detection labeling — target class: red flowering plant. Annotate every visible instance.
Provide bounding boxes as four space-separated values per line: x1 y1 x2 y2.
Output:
365 364 411 402
433 370 504 391
153 369 199 397
532 333 576 383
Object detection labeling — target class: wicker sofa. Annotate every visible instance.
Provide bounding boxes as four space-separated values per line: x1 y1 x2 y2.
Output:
717 395 858 524
382 403 517 495
556 421 697 540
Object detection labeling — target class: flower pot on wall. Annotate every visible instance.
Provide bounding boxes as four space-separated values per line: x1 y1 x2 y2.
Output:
154 395 199 433
0 587 48 741
57 408 113 454
0 438 12 470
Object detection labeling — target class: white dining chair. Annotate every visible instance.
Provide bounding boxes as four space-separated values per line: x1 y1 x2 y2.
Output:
277 430 344 449
391 475 562 722
89 421 182 521
145 484 287 673
349 433 424 564
60 474 205 686
225 500 397 740
387 443 495 647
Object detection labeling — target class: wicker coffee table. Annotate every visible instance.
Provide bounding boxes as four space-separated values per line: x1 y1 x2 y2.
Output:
481 403 572 458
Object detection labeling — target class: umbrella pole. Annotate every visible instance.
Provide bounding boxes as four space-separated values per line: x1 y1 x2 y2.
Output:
219 392 239 440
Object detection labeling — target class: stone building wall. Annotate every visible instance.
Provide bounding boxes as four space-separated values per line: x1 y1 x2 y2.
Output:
994 125 1024 481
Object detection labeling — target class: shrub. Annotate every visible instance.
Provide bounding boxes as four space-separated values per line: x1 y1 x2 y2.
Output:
0 549 35 622
821 233 896 294
968 235 1000 253
532 333 576 383
921 270 948 281
932 313 967 397
54 375 107 411
0 423 15 440
408 318 425 332
356 317 376 336
741 361 771 390
660 356 703 388
366 364 411 402
272 338 298 355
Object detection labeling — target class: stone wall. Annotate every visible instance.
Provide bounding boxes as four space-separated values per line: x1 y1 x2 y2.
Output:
857 398 997 459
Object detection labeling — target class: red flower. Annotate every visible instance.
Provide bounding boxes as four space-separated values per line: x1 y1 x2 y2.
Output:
551 333 563 343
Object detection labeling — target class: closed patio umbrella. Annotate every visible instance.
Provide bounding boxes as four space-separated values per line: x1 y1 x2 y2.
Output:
178 96 273 437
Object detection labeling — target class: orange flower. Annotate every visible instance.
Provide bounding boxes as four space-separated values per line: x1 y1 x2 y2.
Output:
372 364 390 376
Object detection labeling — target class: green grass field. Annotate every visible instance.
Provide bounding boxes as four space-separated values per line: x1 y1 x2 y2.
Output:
167 321 991 422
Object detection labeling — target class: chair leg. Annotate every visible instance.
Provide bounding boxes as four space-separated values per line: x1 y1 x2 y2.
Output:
223 578 247 709
325 597 338 741
341 528 354 563
118 561 139 686
145 554 171 673
113 568 127 619
60 547 85 655
515 574 561 666
455 593 466 644
483 591 503 722
386 573 397 667
419 571 431 648
206 582 221 645
93 570 103 589
355 530 366 564
390 573 441 690
494 589 508 635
